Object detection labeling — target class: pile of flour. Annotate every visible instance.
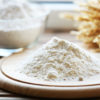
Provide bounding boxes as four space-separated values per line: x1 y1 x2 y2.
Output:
21 37 100 82
0 0 46 31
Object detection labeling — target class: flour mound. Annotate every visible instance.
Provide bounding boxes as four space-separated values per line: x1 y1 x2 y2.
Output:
0 0 46 31
0 0 44 20
21 37 100 82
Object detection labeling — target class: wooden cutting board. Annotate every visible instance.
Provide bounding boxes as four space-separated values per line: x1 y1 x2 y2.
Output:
0 47 100 99
0 32 100 99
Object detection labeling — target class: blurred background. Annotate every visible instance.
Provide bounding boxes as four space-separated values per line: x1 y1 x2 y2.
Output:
30 0 77 30
0 0 100 57
0 0 78 57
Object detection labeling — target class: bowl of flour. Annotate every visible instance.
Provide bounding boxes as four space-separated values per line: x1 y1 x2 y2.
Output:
0 0 49 48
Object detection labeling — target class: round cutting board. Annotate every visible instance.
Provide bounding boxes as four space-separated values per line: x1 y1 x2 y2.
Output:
1 48 100 99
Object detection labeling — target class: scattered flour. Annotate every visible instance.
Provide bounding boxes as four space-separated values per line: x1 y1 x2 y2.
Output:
21 37 100 82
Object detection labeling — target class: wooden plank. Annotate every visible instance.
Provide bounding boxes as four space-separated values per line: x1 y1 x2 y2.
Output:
0 59 14 96
0 97 36 100
0 91 12 95
0 90 10 94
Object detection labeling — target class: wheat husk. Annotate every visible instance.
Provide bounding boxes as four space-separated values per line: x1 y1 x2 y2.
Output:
64 0 100 52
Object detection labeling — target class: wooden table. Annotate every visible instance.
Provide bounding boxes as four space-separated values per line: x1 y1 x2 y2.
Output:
0 31 100 100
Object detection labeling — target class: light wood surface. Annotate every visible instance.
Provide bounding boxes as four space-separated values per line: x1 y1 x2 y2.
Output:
0 31 100 99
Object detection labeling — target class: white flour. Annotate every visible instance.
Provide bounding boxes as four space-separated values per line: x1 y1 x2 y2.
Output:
21 37 100 82
0 0 46 31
